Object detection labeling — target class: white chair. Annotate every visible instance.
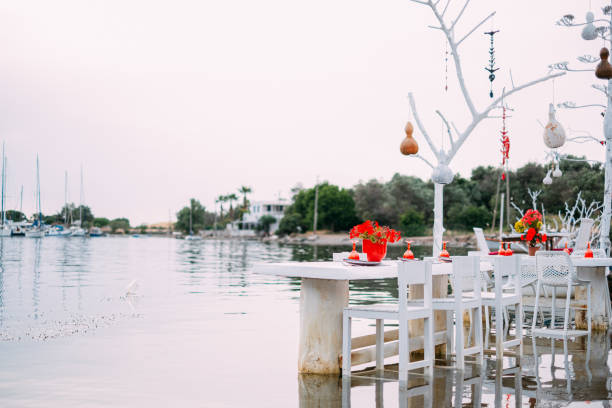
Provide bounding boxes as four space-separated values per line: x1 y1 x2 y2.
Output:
473 227 491 254
531 251 592 338
573 218 594 251
342 260 434 382
482 256 523 360
434 256 484 369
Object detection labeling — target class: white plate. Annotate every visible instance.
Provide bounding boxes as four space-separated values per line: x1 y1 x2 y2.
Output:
343 258 382 266
397 257 417 262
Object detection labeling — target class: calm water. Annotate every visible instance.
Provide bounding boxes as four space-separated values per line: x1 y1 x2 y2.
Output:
0 237 610 407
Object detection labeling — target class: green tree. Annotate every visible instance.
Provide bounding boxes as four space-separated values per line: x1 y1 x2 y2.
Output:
277 213 302 235
238 186 252 210
93 217 110 227
256 215 276 236
5 210 25 222
176 199 208 234
110 218 130 233
399 209 426 237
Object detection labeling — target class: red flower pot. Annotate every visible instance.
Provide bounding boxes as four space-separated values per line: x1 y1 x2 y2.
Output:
528 246 540 257
362 239 387 262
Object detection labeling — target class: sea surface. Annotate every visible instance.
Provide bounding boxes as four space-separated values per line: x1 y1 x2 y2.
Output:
0 237 610 407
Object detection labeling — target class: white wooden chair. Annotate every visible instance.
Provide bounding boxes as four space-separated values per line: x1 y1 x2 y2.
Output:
434 256 484 369
473 227 491 254
532 251 592 338
573 218 594 250
482 255 523 360
342 260 434 382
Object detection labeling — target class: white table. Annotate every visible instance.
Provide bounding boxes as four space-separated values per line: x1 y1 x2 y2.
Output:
252 261 452 374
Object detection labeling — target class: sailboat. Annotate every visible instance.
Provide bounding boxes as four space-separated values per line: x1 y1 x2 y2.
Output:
185 204 202 241
26 155 43 238
0 143 11 237
69 166 86 237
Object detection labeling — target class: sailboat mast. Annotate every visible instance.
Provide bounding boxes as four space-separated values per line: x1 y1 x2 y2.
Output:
189 203 193 235
79 165 83 226
64 171 68 224
36 155 41 228
1 142 5 226
19 185 23 213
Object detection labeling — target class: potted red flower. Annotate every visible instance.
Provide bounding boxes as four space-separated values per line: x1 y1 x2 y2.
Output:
349 220 401 262
514 209 547 256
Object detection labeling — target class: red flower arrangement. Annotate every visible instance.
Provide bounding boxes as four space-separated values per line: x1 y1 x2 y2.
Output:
349 220 401 244
515 209 547 248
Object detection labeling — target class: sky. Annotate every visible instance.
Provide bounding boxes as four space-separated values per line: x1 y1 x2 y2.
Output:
0 0 609 225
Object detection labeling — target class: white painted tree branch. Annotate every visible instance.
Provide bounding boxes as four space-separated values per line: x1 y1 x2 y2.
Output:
435 110 455 148
440 0 451 17
450 0 470 31
408 92 441 159
414 154 435 169
456 11 496 46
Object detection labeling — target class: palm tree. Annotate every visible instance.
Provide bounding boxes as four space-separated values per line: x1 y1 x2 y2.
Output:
238 186 252 211
216 195 226 219
227 193 238 219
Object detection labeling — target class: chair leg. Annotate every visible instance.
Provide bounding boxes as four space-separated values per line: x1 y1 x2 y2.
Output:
484 305 490 350
587 283 592 335
495 303 503 363
424 313 434 377
399 313 408 383
474 305 484 365
456 308 465 370
532 282 541 333
517 301 524 362
551 288 556 329
376 319 384 371
563 284 571 333
342 312 352 375
446 310 454 357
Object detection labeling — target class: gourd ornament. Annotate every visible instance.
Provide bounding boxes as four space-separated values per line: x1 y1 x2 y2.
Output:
543 103 566 149
400 122 419 155
596 48 612 80
581 12 597 41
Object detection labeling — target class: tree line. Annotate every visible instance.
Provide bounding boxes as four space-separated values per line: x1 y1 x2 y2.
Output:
277 156 604 236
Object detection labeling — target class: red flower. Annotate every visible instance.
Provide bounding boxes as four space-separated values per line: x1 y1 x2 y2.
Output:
542 234 547 242
526 227 536 241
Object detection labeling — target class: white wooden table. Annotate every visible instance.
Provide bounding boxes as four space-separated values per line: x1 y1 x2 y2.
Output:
252 261 452 374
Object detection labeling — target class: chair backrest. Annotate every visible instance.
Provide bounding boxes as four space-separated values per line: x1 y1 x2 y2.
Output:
519 257 537 286
450 256 482 301
398 260 432 311
473 228 490 254
535 251 577 285
492 255 521 298
332 252 367 262
574 218 594 250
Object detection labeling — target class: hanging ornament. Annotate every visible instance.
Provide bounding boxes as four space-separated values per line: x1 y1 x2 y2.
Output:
500 106 510 180
543 170 553 185
400 122 419 155
444 40 449 92
596 48 612 79
543 103 566 148
582 12 598 40
552 164 562 177
484 30 500 98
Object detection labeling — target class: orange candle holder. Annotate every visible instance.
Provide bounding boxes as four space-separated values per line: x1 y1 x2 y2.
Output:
505 243 513 256
584 241 594 258
439 241 450 258
403 241 415 259
348 241 360 260
563 243 571 254
498 242 506 256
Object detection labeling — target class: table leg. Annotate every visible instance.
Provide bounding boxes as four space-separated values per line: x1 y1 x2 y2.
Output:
298 278 349 374
575 266 609 331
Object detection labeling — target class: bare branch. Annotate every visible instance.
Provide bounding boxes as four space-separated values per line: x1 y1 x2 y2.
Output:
450 0 470 31
440 0 451 17
577 55 599 64
407 92 441 158
413 154 435 169
548 61 594 72
592 83 608 95
509 69 516 89
556 14 574 26
456 12 496 46
557 101 606 109
435 110 455 148
427 25 444 30
408 0 429 4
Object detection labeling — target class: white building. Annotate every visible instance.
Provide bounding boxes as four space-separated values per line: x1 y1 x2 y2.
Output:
227 200 287 237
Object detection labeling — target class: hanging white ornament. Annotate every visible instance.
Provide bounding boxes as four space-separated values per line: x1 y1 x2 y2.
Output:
553 165 562 177
543 103 566 148
581 12 598 40
543 171 553 185
432 163 454 184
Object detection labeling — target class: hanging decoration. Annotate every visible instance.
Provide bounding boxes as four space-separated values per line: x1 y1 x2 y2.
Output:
444 39 449 91
581 11 598 40
484 30 500 98
543 170 553 185
400 122 419 155
596 47 612 79
543 103 566 148
432 163 454 184
500 106 510 180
